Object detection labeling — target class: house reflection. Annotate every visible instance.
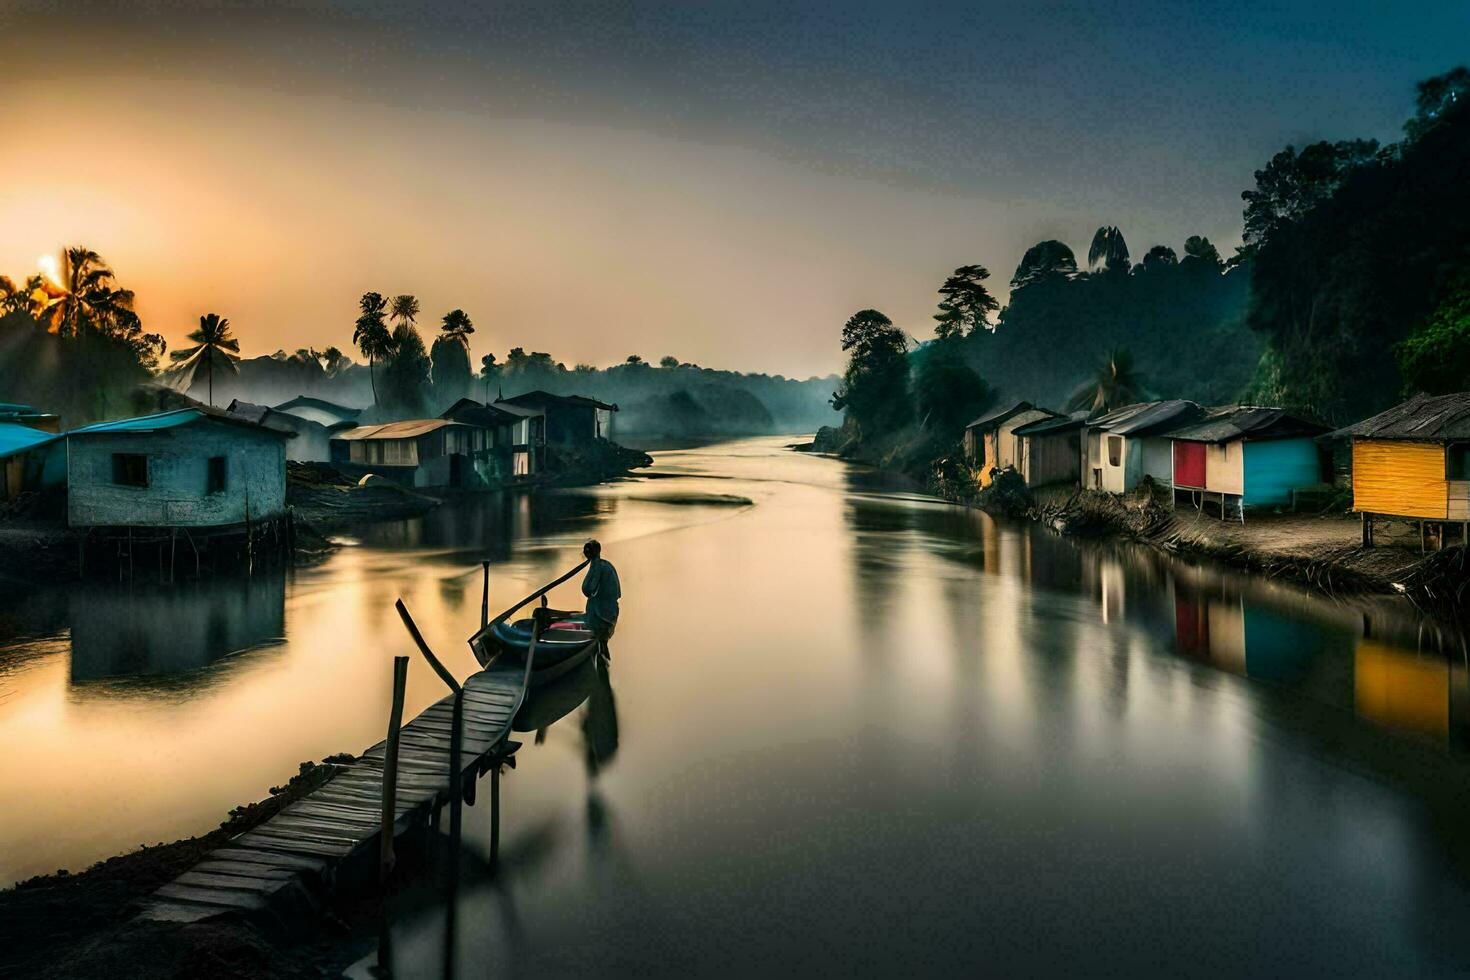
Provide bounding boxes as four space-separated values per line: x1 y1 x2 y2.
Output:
68 568 286 685
1173 584 1470 745
351 490 608 563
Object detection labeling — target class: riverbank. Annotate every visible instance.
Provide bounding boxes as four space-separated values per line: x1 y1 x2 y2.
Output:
0 755 355 978
993 475 1470 626
0 443 654 584
792 432 1470 627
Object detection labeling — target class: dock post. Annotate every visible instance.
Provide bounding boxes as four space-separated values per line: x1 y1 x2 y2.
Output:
481 561 490 628
490 761 500 869
381 655 409 884
449 688 464 852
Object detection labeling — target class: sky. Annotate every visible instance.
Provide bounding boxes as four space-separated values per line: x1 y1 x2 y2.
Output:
0 2 1465 378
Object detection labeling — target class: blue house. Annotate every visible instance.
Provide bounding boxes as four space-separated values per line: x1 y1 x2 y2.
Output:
1168 407 1327 518
65 408 291 529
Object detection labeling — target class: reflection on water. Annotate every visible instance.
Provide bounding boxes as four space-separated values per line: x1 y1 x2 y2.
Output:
9 438 1470 974
68 570 286 688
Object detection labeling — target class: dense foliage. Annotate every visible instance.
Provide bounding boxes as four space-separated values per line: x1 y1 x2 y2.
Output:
1243 66 1470 422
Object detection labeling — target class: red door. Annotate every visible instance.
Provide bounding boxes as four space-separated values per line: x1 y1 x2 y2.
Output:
1174 440 1207 489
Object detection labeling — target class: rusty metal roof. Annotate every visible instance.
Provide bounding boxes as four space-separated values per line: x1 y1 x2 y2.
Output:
333 419 463 441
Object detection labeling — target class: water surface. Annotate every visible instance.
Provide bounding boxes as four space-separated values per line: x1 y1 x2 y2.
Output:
4 438 1470 976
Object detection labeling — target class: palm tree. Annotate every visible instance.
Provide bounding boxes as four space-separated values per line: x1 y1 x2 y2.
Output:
353 292 393 405
169 313 241 405
1087 226 1131 275
35 247 142 340
1068 348 1146 414
390 294 420 333
440 308 475 347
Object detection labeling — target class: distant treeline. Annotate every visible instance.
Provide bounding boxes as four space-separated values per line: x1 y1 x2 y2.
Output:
827 65 1470 484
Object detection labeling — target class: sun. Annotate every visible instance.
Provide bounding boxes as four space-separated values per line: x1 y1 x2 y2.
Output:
37 253 63 289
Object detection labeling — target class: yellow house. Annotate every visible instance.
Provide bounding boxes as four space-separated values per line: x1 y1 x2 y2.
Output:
1340 392 1470 546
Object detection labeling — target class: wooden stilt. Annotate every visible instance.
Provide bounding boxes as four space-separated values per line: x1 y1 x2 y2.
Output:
481 561 490 629
380 656 409 884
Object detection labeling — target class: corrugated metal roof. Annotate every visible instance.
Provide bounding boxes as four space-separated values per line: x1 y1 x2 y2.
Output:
333 418 462 441
68 408 293 439
1168 406 1327 444
1337 392 1470 442
226 400 272 426
272 396 363 420
501 390 618 412
490 401 544 419
966 401 1052 431
0 423 61 459
1102 400 1205 436
1012 411 1089 436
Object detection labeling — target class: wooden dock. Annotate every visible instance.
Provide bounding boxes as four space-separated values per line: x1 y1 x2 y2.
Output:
138 659 529 926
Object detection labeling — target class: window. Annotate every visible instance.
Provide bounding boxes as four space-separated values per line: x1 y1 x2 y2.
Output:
513 450 530 476
1107 436 1123 468
1450 444 1470 481
112 453 148 488
207 456 227 494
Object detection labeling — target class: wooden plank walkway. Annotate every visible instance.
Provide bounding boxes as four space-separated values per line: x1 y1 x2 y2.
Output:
138 661 529 925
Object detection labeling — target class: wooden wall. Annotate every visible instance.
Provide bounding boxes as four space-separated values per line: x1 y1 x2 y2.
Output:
1352 439 1447 519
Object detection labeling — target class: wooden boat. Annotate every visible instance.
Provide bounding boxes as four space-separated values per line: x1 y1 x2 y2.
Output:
468 559 601 687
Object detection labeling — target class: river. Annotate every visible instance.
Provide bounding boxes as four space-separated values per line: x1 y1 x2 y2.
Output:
4 437 1470 975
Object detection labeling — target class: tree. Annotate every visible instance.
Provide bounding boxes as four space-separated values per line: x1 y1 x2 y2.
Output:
1068 348 1146 414
440 308 474 346
659 355 679 368
1139 245 1178 273
353 292 393 405
1405 66 1469 142
383 322 431 412
831 309 910 437
934 265 1000 339
1239 140 1379 250
914 339 991 438
430 334 472 394
626 354 646 366
314 346 348 376
1010 240 1077 289
1182 235 1222 267
169 313 241 406
1396 268 1470 395
1087 226 1130 274
390 294 420 333
431 309 476 394
479 352 501 401
36 247 137 340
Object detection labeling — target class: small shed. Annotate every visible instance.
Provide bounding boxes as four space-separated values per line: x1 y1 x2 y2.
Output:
1168 407 1327 518
66 408 291 528
1333 392 1470 547
0 423 64 502
1084 400 1206 494
1011 412 1087 488
330 418 489 488
963 401 1058 487
497 391 616 445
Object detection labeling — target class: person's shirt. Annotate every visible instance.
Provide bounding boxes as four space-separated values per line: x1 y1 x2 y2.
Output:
582 557 621 626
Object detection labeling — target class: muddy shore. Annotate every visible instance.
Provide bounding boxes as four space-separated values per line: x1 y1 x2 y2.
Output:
0 756 357 979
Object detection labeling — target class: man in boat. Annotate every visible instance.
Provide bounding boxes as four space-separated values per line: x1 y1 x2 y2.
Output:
581 539 620 656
